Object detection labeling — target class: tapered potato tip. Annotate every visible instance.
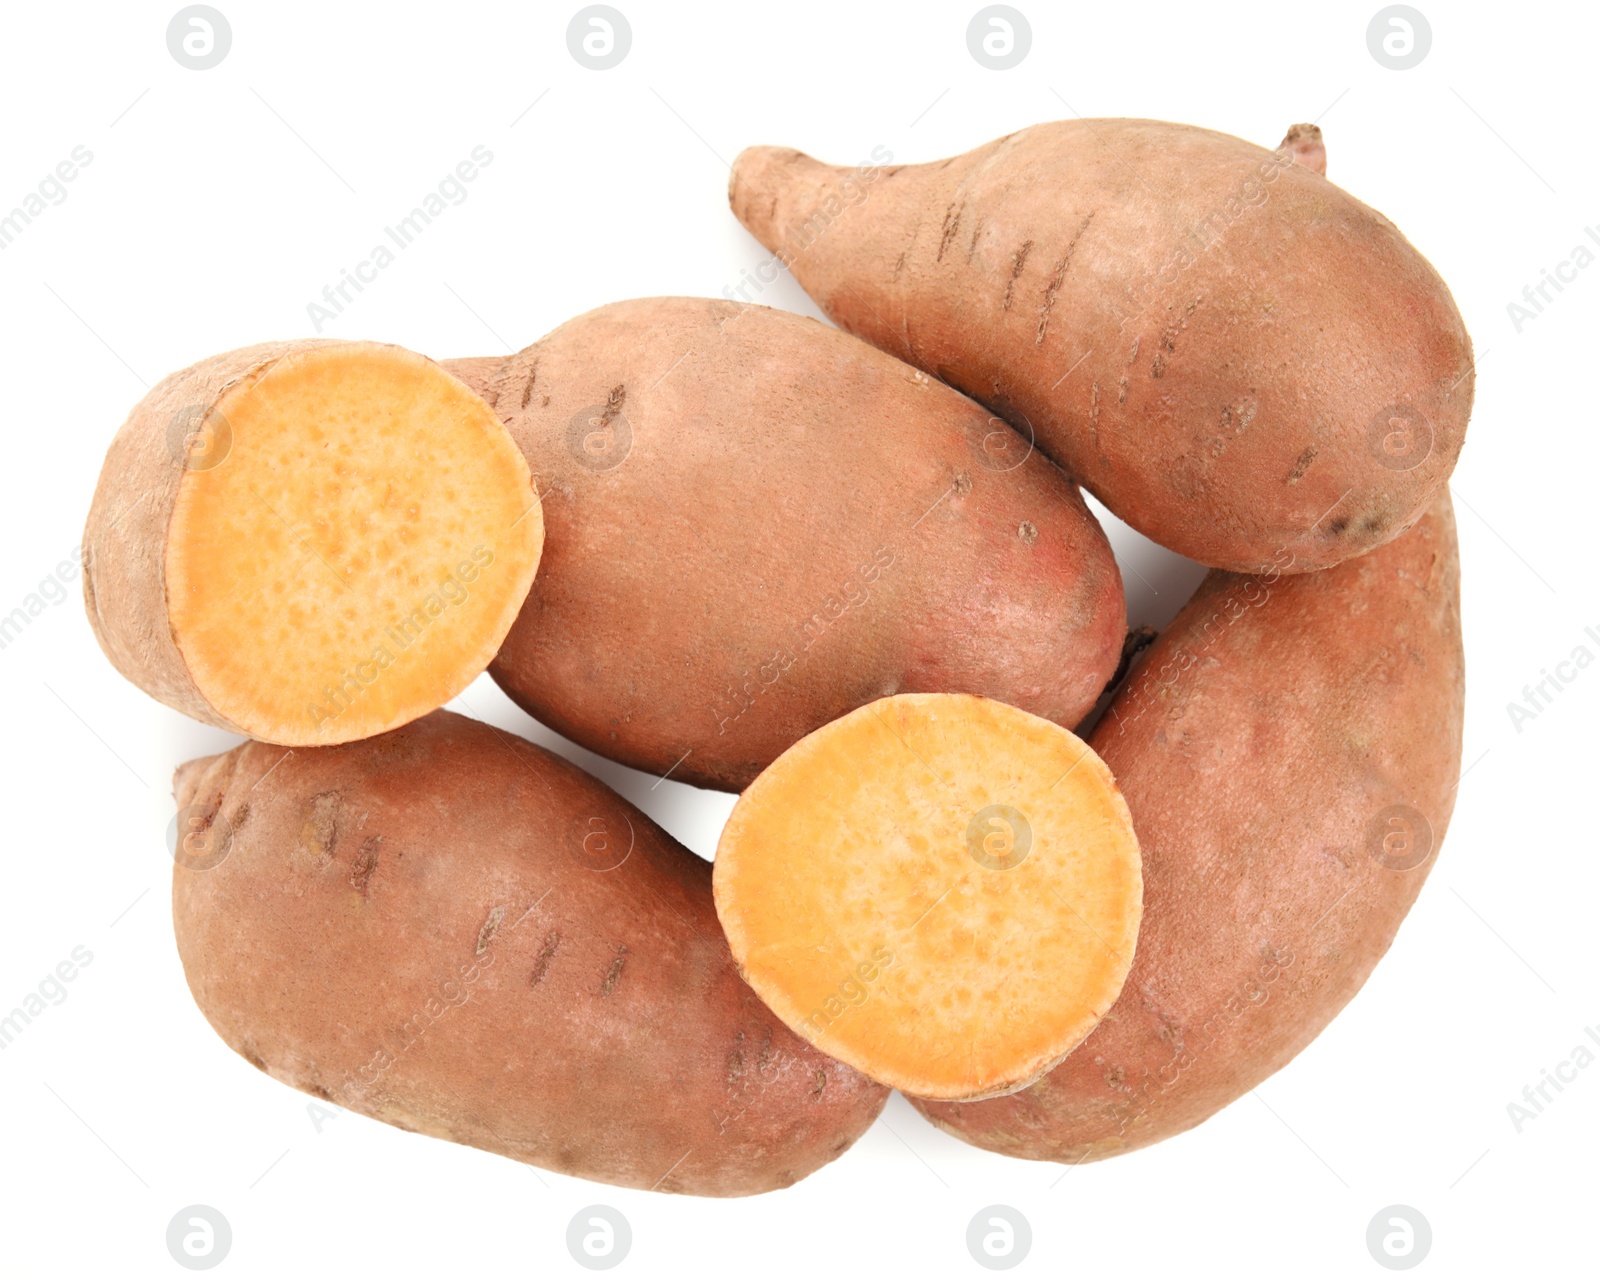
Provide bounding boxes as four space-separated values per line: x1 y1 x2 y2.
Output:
728 146 837 253
1280 122 1327 175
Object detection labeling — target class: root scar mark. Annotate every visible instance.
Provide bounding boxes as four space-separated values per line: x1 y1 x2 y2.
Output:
529 932 561 986
1003 240 1034 311
1035 213 1096 346
936 200 965 263
348 837 381 896
477 905 506 955
600 944 630 996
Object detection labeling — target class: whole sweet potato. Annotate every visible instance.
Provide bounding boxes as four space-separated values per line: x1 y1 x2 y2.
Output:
911 493 1464 1162
729 120 1474 573
171 710 887 1195
446 297 1125 791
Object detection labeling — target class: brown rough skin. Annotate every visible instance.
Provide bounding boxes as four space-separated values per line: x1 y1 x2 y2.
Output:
728 120 1474 574
171 710 888 1195
445 297 1125 792
911 493 1464 1162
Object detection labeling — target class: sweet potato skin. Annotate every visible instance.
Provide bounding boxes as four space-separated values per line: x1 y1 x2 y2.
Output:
446 297 1125 792
911 493 1463 1162
729 120 1474 574
171 710 887 1196
83 341 332 732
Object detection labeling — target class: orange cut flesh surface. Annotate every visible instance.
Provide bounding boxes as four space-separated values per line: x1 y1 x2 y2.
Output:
166 344 542 745
714 693 1142 1101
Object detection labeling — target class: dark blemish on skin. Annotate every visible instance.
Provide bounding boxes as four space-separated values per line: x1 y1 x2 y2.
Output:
812 1070 828 1098
1104 1066 1126 1090
966 215 985 263
519 358 539 410
1126 337 1140 366
477 363 505 412
529 932 560 986
600 945 629 996
303 792 340 859
1018 521 1038 544
1035 212 1095 346
1286 445 1317 485
757 1028 774 1075
308 1082 333 1101
892 250 907 281
727 1034 747 1085
240 1042 267 1072
599 384 626 427
1118 376 1129 405
953 470 973 495
1150 353 1166 379
1002 240 1033 311
936 200 964 262
348 837 381 896
1323 843 1359 871
231 802 250 833
1329 518 1349 536
476 905 506 955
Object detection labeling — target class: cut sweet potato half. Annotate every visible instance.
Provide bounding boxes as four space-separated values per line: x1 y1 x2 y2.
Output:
713 693 1143 1101
83 341 542 745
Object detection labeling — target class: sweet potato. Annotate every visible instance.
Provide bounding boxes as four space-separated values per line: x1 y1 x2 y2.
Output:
910 492 1463 1161
445 297 1125 792
728 120 1474 574
714 693 1142 1100
170 709 887 1196
83 342 542 745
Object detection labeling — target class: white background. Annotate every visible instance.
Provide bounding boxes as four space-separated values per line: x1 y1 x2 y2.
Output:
0 1 1592 1272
